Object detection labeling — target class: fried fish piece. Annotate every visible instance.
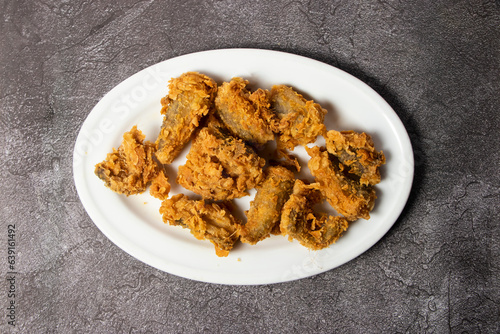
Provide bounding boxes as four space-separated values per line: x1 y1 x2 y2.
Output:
95 126 158 196
149 170 171 200
177 117 265 200
280 180 349 250
215 77 275 146
270 85 327 150
160 194 241 257
155 72 217 164
325 130 385 186
240 166 295 245
307 146 376 221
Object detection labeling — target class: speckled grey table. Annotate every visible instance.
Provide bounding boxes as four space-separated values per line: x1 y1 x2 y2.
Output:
1 1 499 333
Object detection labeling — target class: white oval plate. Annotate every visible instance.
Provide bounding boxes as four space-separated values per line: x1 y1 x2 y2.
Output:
73 49 414 285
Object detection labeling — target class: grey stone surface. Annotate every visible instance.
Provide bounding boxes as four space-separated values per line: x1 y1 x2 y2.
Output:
1 0 499 332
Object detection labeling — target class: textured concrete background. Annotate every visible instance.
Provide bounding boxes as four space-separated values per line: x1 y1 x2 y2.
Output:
1 0 499 332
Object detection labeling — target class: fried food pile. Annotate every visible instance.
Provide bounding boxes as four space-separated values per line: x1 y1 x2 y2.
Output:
95 72 385 257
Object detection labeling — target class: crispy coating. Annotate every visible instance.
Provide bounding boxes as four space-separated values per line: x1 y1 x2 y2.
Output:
149 170 171 200
307 146 376 221
325 130 386 186
155 72 217 164
177 117 265 200
160 194 241 257
280 180 349 250
215 77 275 146
240 166 295 245
95 126 158 196
275 147 301 172
270 85 327 150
